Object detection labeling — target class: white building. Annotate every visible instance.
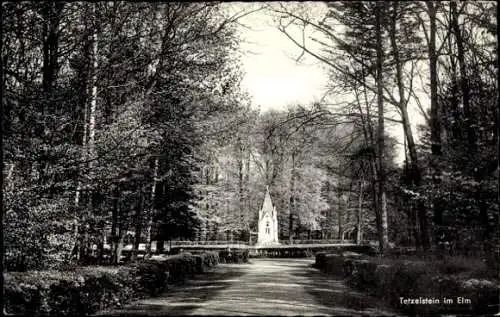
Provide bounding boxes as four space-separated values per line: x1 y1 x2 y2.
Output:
257 186 279 246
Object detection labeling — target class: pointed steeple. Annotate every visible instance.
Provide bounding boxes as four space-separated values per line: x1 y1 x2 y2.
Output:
257 184 280 245
260 185 273 219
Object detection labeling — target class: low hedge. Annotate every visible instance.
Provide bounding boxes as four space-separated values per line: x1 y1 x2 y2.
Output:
3 251 219 316
365 261 499 315
193 252 219 273
313 252 499 315
321 254 345 275
314 251 328 268
219 249 249 263
251 248 314 258
315 251 363 276
4 269 137 316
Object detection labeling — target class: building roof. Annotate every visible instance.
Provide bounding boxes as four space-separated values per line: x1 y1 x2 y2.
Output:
260 185 274 220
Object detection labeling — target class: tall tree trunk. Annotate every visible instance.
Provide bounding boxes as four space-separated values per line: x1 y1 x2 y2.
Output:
41 2 63 96
156 238 165 254
38 2 64 187
391 3 430 251
111 187 120 264
425 2 440 236
447 12 461 142
355 58 380 248
237 138 244 235
78 4 99 263
245 149 251 242
416 201 430 251
114 226 126 264
344 182 352 233
131 192 144 262
364 95 380 245
426 2 441 156
450 1 475 153
408 1 438 252
337 189 344 240
289 152 296 243
88 4 98 173
73 189 83 262
98 220 106 264
375 3 389 252
145 157 159 257
389 7 419 173
380 190 389 249
72 59 90 263
410 202 421 248
356 178 364 245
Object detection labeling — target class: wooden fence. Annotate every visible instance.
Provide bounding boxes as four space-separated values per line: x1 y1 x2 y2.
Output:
169 239 365 247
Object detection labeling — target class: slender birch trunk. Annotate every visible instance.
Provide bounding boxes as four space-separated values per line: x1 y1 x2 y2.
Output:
76 3 98 262
88 5 98 172
131 192 144 262
72 71 89 262
356 177 364 245
337 189 344 240
80 5 98 261
289 152 296 243
245 150 251 243
145 157 159 257
111 187 120 264
375 2 389 252
237 138 244 238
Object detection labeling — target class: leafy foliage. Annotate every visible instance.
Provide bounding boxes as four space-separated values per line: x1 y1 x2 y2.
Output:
2 2 250 269
3 252 219 316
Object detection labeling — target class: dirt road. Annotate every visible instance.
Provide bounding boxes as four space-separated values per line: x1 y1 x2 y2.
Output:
96 258 398 316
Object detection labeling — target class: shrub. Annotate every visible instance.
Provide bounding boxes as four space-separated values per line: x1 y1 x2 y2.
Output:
3 270 130 316
375 262 436 308
194 255 204 274
163 253 196 284
322 254 345 276
3 251 218 316
345 259 379 288
203 251 219 267
459 278 499 314
341 245 378 256
437 255 490 275
314 252 327 269
121 261 169 296
4 272 51 315
192 251 220 273
340 257 500 316
219 249 248 263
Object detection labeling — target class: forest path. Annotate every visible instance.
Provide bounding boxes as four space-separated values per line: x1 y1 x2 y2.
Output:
96 258 398 316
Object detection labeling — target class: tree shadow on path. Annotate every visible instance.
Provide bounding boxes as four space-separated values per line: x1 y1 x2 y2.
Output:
96 259 401 316
289 261 401 316
95 265 248 316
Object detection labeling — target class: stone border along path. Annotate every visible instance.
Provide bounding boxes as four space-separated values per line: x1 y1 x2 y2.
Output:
96 258 400 316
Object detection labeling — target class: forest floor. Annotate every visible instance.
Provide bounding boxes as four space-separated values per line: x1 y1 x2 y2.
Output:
95 258 399 316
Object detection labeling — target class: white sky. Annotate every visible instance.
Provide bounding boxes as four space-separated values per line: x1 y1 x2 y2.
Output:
229 2 428 164
234 3 330 111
